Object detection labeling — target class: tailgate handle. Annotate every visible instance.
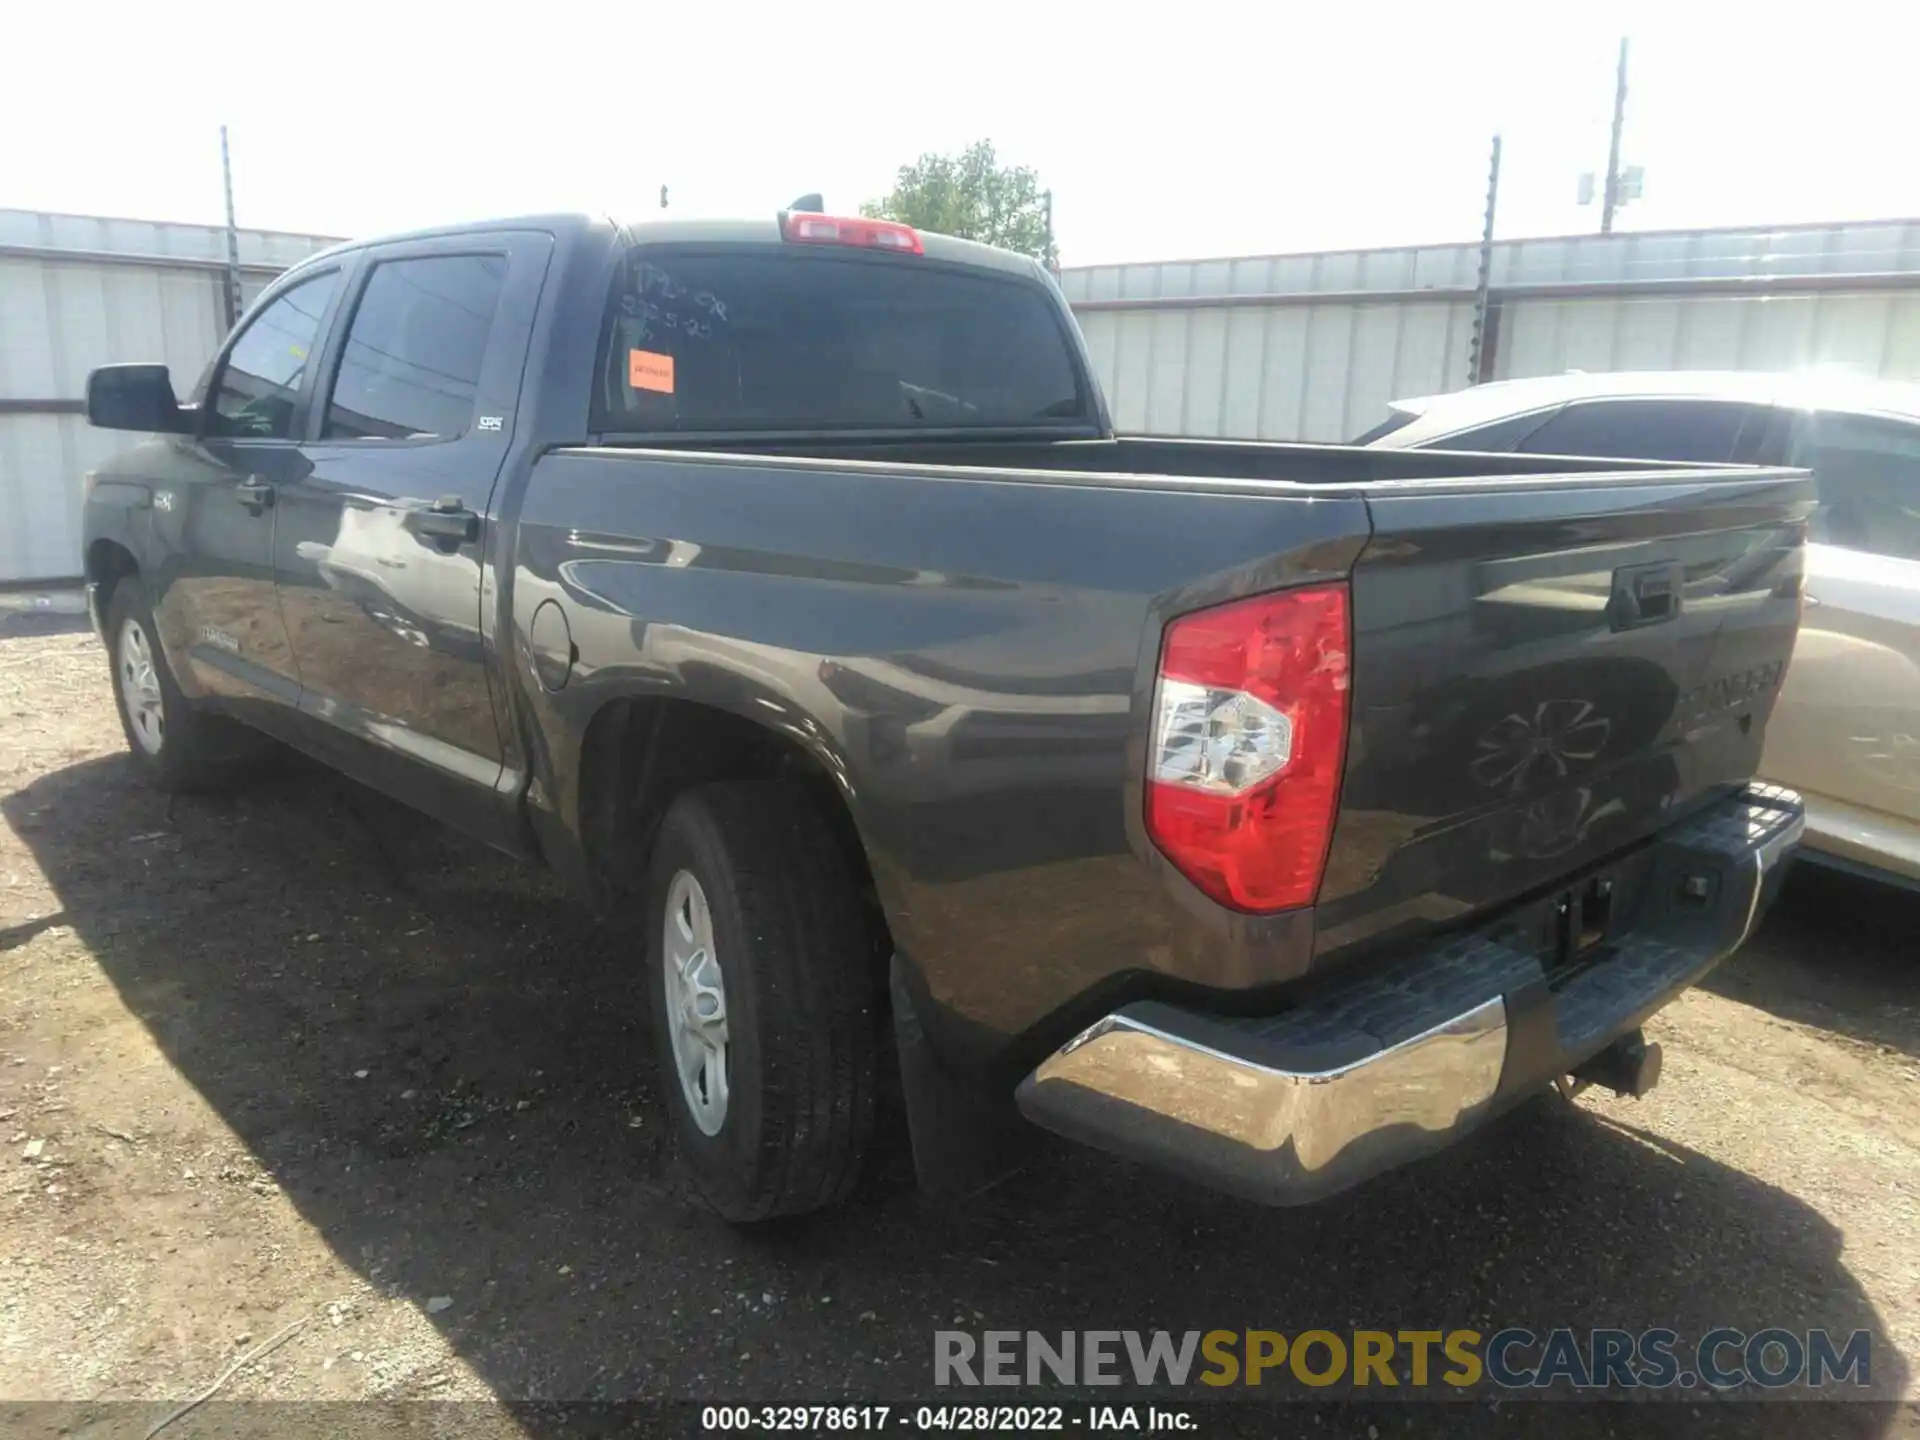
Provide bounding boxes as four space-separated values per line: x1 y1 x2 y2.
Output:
1609 561 1683 631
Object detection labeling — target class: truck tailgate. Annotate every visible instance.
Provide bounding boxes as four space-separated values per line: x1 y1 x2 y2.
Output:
1314 464 1812 963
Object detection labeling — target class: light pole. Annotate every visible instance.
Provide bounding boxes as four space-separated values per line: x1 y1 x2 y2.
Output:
1468 133 1502 386
1577 41 1643 233
1601 38 1629 235
219 125 242 329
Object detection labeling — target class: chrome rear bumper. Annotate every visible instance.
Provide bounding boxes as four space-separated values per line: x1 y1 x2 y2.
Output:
1017 785 1804 1206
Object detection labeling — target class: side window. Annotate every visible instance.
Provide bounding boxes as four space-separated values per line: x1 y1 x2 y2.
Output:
1794 414 1920 561
1431 409 1560 452
206 270 341 439
1731 405 1789 465
323 254 507 440
1349 411 1418 445
1517 400 1763 463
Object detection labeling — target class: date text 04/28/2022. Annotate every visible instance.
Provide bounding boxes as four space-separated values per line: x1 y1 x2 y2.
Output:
700 1405 1194 1432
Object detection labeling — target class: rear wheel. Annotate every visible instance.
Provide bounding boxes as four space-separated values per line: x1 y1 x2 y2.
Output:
644 780 879 1222
105 578 267 792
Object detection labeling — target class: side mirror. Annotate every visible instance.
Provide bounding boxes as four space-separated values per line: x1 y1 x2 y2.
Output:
86 364 189 434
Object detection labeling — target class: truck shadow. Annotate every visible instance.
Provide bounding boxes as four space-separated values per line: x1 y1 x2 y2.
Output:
3 754 1910 1433
1706 861 1920 1062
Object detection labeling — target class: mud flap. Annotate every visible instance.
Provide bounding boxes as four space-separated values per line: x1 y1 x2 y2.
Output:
889 955 1034 1198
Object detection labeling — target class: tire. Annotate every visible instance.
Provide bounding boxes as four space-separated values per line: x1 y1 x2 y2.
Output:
644 779 880 1222
104 577 266 792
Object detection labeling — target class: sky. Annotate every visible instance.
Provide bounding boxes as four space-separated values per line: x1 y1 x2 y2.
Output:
7 0 1920 268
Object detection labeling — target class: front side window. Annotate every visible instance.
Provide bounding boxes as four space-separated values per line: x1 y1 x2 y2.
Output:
1517 400 1764 463
593 249 1086 433
1794 414 1920 561
323 254 507 440
207 270 340 439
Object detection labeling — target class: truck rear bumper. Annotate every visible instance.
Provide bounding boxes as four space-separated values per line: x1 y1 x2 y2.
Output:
1016 784 1804 1206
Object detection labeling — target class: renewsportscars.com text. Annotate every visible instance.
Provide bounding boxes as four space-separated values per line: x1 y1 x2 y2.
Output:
934 1328 1872 1392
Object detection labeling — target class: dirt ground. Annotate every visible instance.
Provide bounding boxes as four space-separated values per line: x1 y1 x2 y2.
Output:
2 621 1918 1438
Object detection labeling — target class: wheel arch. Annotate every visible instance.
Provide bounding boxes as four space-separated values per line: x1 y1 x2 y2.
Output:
572 689 888 952
85 537 141 614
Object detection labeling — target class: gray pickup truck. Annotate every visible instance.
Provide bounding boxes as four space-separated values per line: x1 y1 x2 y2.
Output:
81 208 1809 1221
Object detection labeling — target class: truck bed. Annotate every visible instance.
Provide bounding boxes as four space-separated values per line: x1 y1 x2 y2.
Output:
605 431 1685 485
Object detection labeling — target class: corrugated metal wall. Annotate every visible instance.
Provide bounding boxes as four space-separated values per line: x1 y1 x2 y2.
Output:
1063 218 1920 443
1497 290 1920 379
1078 299 1475 440
0 210 337 584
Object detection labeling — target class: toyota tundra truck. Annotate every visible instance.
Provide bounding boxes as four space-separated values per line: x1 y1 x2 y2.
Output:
80 208 1809 1221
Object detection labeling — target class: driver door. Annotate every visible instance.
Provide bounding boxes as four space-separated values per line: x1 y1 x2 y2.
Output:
149 264 350 711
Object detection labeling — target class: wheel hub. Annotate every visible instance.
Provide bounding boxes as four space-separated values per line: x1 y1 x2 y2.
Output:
117 618 166 756
662 869 729 1135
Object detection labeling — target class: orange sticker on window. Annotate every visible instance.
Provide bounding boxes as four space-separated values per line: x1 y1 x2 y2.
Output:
629 349 675 394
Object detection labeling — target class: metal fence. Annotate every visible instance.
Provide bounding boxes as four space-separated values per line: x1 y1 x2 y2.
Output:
1061 217 1920 443
0 209 336 585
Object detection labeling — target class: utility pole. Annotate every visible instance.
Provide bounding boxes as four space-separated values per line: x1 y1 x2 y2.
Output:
1468 133 1502 386
1042 188 1056 272
219 125 242 329
1600 38 1629 235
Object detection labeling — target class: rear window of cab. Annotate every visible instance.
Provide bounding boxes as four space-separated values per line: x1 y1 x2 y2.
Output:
592 248 1087 435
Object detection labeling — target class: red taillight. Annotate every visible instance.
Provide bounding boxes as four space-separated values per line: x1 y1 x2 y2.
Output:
1145 584 1351 912
781 212 924 255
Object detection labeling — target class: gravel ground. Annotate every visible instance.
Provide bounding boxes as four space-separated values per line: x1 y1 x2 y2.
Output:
1 624 1917 1439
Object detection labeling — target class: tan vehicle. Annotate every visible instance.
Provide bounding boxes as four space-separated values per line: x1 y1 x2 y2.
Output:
1362 370 1920 888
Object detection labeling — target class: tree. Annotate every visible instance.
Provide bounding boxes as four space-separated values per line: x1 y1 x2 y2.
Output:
861 141 1055 266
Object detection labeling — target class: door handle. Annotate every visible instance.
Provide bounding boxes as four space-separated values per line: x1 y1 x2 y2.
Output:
412 501 480 545
234 479 275 512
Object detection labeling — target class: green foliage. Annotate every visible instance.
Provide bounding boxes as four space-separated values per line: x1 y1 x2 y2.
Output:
861 140 1056 265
